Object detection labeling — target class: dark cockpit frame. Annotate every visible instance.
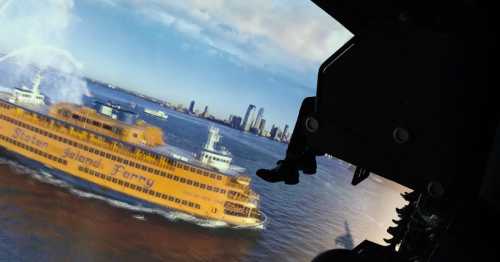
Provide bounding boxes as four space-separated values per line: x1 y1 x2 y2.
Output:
257 1 498 261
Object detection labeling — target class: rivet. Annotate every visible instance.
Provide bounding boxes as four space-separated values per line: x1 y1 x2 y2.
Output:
393 127 410 144
305 117 319 133
427 181 444 199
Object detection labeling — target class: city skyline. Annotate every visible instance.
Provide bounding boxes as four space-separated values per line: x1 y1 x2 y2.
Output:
180 98 290 142
0 0 353 128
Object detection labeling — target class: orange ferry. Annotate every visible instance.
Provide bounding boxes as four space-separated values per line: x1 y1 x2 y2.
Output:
0 73 264 227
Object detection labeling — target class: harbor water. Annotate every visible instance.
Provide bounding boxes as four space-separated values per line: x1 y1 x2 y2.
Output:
0 71 408 261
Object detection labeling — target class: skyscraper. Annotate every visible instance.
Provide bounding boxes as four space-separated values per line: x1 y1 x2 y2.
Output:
201 105 209 118
241 104 256 131
270 125 279 139
252 107 264 130
230 115 242 129
249 112 257 131
189 100 195 114
258 119 266 136
282 124 289 142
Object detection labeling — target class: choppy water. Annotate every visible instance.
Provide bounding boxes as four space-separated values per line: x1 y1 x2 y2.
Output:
0 66 409 261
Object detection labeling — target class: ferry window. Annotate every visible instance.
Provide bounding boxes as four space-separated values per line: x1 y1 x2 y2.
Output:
103 124 112 131
132 133 138 138
105 153 111 159
148 190 154 196
147 167 153 173
193 182 199 187
214 188 219 193
167 174 173 179
118 180 123 186
180 178 186 183
124 182 130 188
130 184 136 190
221 190 226 194
175 199 180 204
123 159 129 165
207 185 213 191
72 114 80 120
187 180 193 185
200 184 206 189
173 176 179 181
111 155 116 161
99 151 105 157
181 200 187 205
112 178 117 183
168 196 174 202
190 167 195 172
210 174 216 179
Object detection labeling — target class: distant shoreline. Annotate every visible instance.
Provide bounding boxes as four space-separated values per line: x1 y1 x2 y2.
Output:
0 55 289 144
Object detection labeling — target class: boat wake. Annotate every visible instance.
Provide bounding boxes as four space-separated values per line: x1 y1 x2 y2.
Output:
69 187 229 229
0 157 264 230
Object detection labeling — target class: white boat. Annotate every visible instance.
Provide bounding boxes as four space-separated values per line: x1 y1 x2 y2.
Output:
144 108 168 120
8 73 46 105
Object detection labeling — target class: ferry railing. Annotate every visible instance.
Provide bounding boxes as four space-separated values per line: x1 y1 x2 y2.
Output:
227 189 261 206
228 194 250 202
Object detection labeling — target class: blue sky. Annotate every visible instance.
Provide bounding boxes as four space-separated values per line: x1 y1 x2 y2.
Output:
0 0 352 129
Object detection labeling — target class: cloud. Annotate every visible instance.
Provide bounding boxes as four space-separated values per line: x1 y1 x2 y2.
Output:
0 0 75 49
93 0 352 85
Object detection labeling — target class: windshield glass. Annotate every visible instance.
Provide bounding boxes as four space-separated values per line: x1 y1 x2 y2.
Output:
0 1 407 261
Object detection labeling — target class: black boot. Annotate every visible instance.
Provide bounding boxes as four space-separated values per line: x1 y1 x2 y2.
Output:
256 160 299 185
297 150 317 175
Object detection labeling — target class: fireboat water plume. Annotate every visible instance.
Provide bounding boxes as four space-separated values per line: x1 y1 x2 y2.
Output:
0 47 90 104
0 0 13 16
0 0 90 104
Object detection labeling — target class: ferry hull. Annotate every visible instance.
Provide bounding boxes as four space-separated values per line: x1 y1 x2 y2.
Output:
0 146 167 212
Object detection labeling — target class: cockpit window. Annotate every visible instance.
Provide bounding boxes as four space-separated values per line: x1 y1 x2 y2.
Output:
0 1 407 262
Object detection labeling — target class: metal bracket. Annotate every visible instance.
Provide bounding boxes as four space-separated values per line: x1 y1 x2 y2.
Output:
352 166 370 185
